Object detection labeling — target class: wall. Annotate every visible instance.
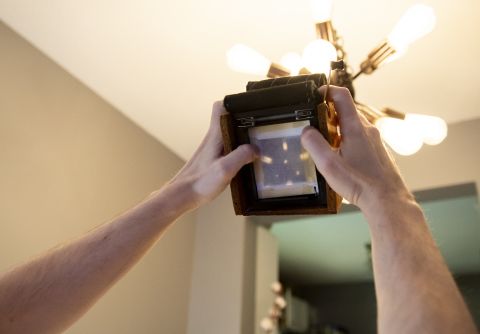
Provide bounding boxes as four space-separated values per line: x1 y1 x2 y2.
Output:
0 21 195 334
255 226 279 334
395 118 480 192
187 190 256 334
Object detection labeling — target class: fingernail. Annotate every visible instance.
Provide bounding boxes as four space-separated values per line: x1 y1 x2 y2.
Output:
302 126 315 136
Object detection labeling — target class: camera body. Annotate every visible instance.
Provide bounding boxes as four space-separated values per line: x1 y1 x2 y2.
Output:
221 74 342 216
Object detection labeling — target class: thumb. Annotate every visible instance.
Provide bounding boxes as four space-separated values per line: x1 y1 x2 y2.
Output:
218 144 257 181
301 126 339 178
192 144 257 201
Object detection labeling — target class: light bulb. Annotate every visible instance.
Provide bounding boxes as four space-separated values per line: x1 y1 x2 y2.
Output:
388 4 436 52
280 52 303 75
384 48 406 64
227 44 271 76
260 317 274 331
275 296 287 309
302 39 337 74
311 0 334 23
405 113 448 145
375 117 423 156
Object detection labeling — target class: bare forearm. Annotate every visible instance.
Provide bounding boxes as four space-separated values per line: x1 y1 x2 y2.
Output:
301 87 477 333
0 101 255 334
365 199 477 334
0 182 192 334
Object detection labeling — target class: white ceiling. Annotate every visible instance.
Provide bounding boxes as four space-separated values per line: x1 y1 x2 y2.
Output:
1 0 480 160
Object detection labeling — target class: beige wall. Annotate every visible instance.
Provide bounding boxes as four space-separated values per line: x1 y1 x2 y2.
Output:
186 191 281 334
187 190 254 334
254 226 279 334
0 21 195 334
395 118 480 192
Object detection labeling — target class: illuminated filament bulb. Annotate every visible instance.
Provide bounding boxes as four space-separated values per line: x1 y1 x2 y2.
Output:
375 117 423 156
375 112 447 156
302 39 337 74
388 4 436 52
227 44 289 77
311 0 334 23
404 113 448 145
280 52 303 76
227 44 270 76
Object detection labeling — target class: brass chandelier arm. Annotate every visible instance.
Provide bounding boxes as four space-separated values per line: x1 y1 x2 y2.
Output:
382 107 406 120
353 41 397 80
355 102 406 124
267 63 290 78
315 21 336 43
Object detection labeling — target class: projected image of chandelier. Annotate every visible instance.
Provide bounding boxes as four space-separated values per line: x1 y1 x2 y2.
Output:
226 1 447 156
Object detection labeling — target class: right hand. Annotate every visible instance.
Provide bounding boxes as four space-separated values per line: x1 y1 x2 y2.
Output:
301 86 413 214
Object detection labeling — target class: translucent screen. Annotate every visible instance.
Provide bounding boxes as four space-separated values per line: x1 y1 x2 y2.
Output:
248 121 319 199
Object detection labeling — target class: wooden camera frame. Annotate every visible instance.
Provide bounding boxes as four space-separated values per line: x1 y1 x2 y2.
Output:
221 75 342 216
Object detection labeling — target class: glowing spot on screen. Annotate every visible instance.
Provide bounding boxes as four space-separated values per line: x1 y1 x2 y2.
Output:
299 152 310 160
261 156 273 164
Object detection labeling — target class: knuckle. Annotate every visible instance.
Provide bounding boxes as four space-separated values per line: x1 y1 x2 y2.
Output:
347 119 365 135
212 100 223 111
332 86 350 100
211 101 225 118
234 145 254 162
237 144 251 156
367 125 382 139
301 128 318 145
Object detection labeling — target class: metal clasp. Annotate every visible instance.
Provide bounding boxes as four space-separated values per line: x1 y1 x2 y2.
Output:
295 109 313 121
237 117 255 128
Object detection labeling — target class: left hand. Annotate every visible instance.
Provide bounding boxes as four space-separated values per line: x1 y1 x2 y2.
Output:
167 101 257 210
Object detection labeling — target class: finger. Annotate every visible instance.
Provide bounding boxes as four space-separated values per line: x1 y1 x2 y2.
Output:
301 127 362 204
211 100 226 121
192 144 256 200
200 101 227 155
217 144 257 181
356 108 372 127
301 127 340 178
318 86 363 135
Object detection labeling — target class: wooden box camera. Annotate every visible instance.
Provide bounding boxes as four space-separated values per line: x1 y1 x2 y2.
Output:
221 74 342 216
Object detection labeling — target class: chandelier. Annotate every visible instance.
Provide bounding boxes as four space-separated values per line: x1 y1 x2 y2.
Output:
226 1 447 156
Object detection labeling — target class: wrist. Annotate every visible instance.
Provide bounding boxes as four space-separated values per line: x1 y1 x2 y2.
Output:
150 180 198 219
361 188 423 229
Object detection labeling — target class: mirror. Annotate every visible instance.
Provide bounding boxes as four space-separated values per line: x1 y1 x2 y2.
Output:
256 183 480 333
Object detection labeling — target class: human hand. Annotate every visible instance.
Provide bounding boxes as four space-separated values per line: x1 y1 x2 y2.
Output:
166 101 257 210
301 86 413 214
